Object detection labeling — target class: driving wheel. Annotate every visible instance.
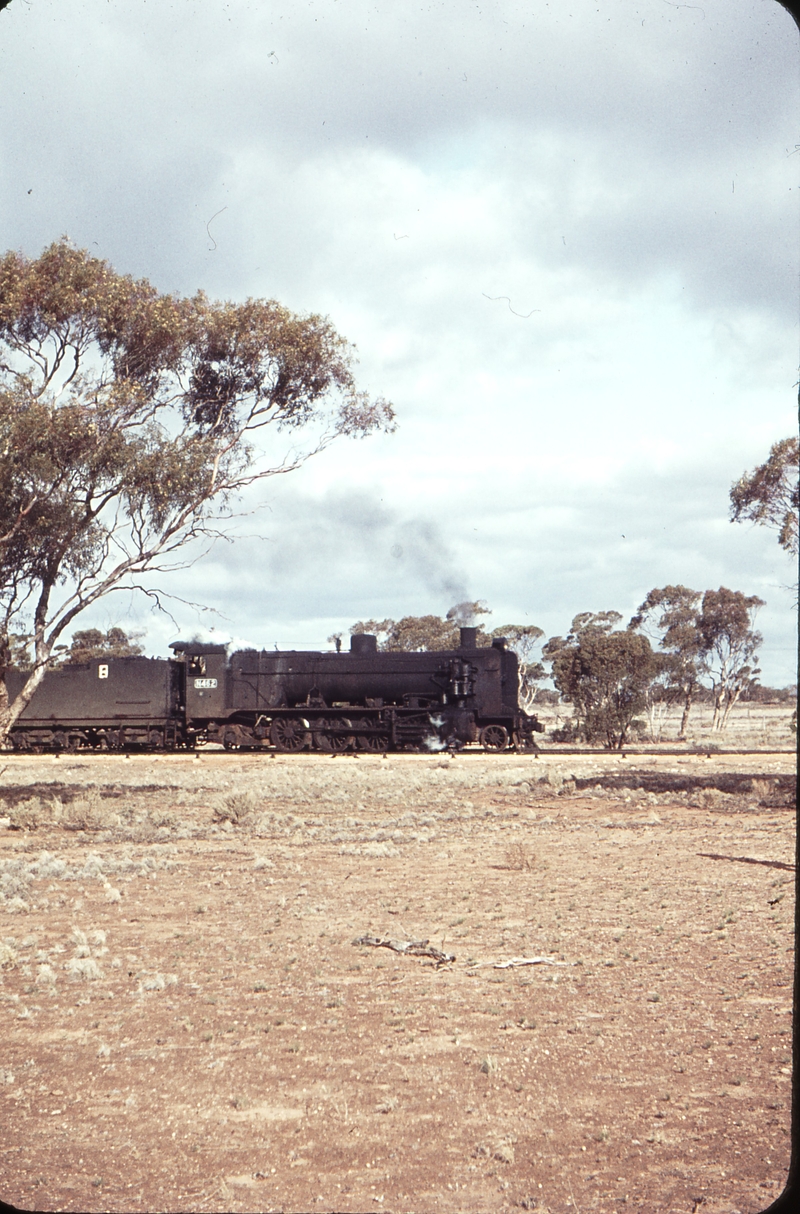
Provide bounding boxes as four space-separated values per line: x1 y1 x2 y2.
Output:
357 732 389 752
270 717 311 752
315 719 353 752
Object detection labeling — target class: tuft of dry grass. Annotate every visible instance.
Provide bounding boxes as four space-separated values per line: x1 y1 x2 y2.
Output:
3 792 124 833
60 794 121 832
748 777 779 805
139 973 166 992
65 956 103 981
339 841 400 857
499 842 535 871
0 941 17 968
4 796 57 831
35 963 57 988
692 788 735 811
212 791 261 826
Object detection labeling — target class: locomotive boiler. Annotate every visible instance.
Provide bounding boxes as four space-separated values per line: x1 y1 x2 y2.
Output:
7 626 544 754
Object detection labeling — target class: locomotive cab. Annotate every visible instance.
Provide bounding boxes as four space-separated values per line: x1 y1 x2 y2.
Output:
169 642 228 728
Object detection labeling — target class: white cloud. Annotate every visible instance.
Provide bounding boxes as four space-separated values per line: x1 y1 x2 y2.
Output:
1 0 796 683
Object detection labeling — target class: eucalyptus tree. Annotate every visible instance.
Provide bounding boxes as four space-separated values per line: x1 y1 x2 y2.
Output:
629 585 704 737
489 623 545 711
697 588 764 730
57 627 145 667
543 611 658 749
350 602 492 651
631 585 765 733
0 240 394 741
730 437 799 557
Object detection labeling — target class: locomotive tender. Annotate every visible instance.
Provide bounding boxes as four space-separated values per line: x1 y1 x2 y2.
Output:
8 626 544 754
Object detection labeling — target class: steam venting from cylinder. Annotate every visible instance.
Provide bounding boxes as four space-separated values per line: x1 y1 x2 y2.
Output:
459 626 478 649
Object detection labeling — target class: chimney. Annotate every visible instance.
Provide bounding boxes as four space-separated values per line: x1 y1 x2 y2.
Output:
350 634 378 656
459 626 478 649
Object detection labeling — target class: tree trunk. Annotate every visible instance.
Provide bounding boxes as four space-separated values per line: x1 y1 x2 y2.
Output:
720 687 742 730
0 633 9 720
678 687 694 738
0 580 60 743
711 687 724 731
0 661 49 745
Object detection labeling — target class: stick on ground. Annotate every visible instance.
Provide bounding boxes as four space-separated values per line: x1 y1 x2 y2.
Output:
353 935 456 964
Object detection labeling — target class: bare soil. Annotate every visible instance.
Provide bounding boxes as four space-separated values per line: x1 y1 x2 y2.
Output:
0 745 795 1214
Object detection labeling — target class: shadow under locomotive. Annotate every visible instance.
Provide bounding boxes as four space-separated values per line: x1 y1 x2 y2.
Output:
7 627 544 755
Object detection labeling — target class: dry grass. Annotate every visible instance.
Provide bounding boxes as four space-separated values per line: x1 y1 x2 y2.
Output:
499 842 536 871
0 844 180 916
211 791 261 825
536 700 795 748
0 748 794 1213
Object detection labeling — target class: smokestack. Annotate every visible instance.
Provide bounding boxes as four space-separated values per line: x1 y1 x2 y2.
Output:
350 634 378 655
459 626 478 649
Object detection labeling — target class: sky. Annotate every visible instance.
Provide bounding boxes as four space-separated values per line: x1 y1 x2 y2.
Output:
1 0 798 683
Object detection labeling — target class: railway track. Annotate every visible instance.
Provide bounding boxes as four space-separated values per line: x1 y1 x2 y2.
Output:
0 745 795 760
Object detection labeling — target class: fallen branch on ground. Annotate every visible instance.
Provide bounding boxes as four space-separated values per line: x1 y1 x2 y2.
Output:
352 935 455 964
470 955 572 970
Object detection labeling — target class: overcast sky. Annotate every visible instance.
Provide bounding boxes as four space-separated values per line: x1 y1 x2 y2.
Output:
1 0 798 682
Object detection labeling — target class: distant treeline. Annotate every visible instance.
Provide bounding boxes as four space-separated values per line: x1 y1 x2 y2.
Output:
536 685 796 708
350 587 788 747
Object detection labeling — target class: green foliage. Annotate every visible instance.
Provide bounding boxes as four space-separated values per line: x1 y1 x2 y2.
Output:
543 613 658 748
696 587 764 729
730 437 799 556
629 585 704 736
629 584 765 732
58 627 144 666
0 239 394 739
741 684 797 704
5 634 34 670
350 602 492 651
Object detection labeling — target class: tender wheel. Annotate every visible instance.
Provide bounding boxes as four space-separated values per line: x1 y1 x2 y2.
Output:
480 724 509 752
222 727 240 751
270 717 311 752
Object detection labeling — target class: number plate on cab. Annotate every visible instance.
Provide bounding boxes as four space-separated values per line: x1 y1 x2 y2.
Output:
193 678 218 689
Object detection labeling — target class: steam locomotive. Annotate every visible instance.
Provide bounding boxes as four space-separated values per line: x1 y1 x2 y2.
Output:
7 626 544 754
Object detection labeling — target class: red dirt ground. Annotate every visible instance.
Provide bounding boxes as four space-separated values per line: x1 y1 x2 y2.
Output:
0 749 794 1213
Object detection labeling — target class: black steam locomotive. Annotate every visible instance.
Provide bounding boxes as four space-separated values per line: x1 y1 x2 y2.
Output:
7 627 544 754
